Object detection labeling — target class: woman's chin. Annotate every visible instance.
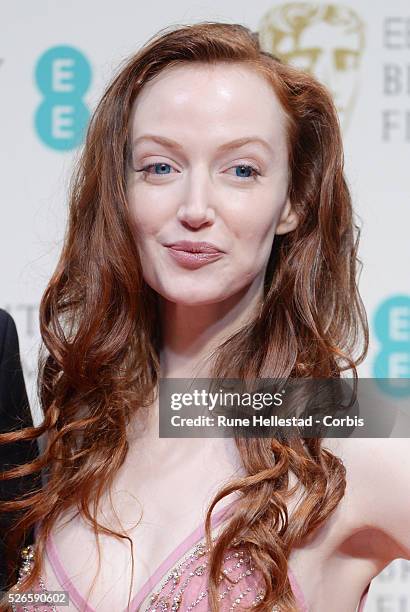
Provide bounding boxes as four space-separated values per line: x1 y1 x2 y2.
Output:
159 288 229 306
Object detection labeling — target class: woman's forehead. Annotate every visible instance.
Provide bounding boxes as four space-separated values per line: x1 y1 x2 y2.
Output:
128 63 288 154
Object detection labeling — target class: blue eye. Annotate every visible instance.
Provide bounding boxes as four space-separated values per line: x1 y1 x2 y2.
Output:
135 162 260 180
142 162 172 175
234 165 258 178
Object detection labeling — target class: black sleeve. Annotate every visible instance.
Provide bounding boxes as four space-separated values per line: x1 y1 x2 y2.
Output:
0 309 41 591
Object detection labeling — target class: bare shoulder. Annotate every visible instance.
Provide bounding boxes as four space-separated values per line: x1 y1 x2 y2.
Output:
321 429 410 561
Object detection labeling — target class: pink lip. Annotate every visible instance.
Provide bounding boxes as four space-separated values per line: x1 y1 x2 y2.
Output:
166 246 223 269
164 240 223 254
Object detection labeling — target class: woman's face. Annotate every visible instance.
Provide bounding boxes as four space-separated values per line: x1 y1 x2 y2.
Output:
126 62 297 306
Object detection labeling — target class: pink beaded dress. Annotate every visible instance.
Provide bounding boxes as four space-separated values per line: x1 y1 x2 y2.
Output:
10 500 371 612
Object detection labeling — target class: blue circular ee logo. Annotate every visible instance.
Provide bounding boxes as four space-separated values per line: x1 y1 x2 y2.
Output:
373 294 410 396
34 46 92 151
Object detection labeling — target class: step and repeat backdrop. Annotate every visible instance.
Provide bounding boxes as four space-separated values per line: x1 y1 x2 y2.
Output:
1 1 409 608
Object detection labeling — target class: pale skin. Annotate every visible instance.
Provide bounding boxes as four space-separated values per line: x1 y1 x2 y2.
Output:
38 63 410 612
126 61 296 380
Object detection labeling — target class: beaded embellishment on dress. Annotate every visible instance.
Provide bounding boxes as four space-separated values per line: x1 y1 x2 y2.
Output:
142 537 276 611
10 544 58 612
10 538 281 612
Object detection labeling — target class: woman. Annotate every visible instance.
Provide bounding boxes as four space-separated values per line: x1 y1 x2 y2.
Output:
1 21 409 612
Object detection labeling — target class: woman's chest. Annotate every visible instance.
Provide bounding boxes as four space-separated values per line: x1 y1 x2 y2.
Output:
38 438 382 612
40 495 372 612
40 438 244 610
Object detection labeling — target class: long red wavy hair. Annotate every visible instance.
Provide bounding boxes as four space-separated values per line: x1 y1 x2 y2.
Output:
0 21 368 611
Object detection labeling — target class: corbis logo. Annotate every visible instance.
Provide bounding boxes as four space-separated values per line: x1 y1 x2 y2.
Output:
373 294 410 396
258 2 365 132
34 45 91 151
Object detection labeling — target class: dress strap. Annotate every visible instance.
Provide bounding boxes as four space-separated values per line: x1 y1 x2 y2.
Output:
287 566 309 612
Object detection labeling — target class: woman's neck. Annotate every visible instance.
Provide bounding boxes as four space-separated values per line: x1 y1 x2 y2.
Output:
159 279 263 378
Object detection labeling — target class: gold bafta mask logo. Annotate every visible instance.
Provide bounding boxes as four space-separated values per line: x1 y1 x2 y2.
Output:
258 3 365 131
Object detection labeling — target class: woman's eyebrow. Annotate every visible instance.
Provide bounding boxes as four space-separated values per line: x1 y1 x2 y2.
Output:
131 134 274 155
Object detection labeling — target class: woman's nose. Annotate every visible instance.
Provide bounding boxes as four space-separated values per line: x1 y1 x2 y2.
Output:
176 170 216 229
